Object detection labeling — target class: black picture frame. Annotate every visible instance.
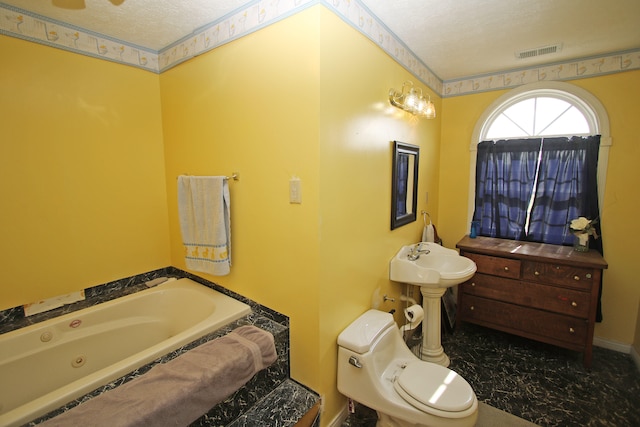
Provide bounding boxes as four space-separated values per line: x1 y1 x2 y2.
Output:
391 141 419 230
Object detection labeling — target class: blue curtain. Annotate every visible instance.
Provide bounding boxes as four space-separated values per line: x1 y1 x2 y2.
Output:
474 136 601 249
527 136 602 250
473 139 542 240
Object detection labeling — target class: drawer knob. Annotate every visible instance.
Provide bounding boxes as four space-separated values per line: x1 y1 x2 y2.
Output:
571 301 578 307
569 327 575 334
470 306 475 311
471 282 476 287
573 275 580 281
504 266 509 272
586 273 592 279
534 271 540 276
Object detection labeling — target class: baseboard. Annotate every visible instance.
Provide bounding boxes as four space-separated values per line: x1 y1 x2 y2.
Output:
631 346 640 372
326 403 349 427
593 336 640 372
593 336 632 354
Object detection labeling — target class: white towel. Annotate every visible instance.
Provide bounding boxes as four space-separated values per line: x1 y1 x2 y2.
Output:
421 223 435 242
177 176 231 276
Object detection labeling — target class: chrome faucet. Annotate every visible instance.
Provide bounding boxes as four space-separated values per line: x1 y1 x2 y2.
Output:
407 242 430 261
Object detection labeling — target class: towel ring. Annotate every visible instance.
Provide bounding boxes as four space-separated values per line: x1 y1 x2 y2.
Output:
421 211 431 226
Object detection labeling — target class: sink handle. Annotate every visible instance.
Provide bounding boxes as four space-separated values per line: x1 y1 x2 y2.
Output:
408 243 431 260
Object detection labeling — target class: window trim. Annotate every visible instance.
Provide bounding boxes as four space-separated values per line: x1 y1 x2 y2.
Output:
468 82 611 225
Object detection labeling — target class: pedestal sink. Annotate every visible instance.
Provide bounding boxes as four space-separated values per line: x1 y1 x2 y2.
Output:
390 242 476 367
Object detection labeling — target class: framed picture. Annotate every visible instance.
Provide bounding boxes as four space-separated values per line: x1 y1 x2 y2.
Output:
391 141 419 230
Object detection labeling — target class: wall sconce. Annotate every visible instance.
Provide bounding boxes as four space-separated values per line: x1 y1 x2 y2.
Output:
389 81 436 119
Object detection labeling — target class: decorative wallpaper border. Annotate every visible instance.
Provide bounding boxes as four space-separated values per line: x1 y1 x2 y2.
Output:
442 50 640 97
157 0 316 72
0 2 159 72
1 0 638 97
323 0 443 95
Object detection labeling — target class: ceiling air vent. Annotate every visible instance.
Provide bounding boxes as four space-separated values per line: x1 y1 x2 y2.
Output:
516 43 562 59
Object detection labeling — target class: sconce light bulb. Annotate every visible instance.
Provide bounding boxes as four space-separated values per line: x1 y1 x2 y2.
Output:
416 97 427 115
425 101 436 119
404 89 418 111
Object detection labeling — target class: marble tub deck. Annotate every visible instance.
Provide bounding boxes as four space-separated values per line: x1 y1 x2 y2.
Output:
0 268 319 426
344 323 640 427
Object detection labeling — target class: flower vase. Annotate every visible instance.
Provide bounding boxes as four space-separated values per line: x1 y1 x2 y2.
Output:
574 233 589 252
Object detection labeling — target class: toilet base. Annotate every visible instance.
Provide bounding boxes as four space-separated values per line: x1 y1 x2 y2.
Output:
377 412 417 427
375 409 478 427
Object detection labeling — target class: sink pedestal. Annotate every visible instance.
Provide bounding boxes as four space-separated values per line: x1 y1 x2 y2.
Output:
419 286 450 367
390 243 477 368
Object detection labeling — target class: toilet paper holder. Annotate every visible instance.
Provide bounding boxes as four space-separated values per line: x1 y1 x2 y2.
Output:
402 304 424 331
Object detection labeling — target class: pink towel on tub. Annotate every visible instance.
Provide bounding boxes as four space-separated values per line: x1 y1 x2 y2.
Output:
42 326 276 427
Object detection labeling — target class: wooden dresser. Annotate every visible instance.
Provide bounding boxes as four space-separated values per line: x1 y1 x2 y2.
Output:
456 236 607 368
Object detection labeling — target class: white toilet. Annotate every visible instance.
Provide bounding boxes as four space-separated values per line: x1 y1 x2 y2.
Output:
337 309 478 427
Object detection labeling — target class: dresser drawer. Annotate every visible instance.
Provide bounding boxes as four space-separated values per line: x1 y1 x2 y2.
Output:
464 253 521 279
459 295 588 347
462 274 590 318
522 261 596 291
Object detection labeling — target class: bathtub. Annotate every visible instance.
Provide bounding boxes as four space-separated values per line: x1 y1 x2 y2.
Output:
0 277 251 427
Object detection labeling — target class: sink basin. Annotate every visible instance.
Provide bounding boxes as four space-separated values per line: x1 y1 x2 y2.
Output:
390 242 477 288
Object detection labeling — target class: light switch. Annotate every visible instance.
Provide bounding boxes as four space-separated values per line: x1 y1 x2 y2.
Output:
289 177 302 204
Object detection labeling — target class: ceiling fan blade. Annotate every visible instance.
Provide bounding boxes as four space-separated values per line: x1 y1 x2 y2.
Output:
51 0 86 9
51 0 126 9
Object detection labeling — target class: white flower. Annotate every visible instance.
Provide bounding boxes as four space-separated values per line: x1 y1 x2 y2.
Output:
570 217 590 231
569 216 599 239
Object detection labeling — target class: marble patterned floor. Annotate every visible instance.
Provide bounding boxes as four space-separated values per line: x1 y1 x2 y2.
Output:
343 323 640 427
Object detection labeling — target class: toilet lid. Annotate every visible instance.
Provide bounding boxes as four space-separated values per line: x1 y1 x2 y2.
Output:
393 362 475 413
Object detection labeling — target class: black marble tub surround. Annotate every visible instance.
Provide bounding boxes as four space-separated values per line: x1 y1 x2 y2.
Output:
0 267 174 333
0 266 287 334
225 379 321 427
2 268 318 426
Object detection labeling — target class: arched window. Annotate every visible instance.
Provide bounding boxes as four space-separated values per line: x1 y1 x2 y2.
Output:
468 82 611 244
479 83 603 140
485 95 589 138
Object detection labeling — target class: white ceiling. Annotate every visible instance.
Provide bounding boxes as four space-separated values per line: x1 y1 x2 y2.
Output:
3 0 640 81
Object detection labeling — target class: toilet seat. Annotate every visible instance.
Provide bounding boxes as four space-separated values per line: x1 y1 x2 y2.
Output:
393 362 475 414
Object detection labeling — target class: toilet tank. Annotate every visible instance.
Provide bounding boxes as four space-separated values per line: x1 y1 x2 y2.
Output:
337 309 395 354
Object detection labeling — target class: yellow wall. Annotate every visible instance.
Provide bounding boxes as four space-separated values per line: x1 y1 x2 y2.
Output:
161 5 323 392
3 5 638 426
316 7 440 421
160 6 440 423
0 36 170 310
439 70 640 345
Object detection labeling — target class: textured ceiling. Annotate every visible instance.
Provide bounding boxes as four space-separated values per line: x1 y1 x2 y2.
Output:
3 0 640 81
364 0 640 80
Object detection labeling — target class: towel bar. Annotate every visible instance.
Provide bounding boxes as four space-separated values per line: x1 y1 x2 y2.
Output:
177 173 239 181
